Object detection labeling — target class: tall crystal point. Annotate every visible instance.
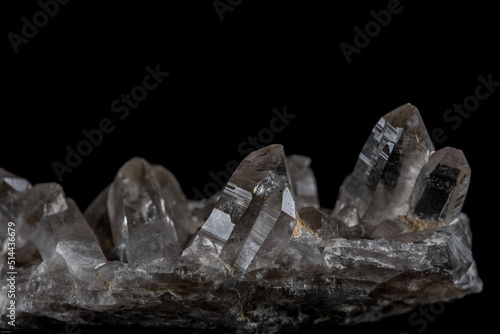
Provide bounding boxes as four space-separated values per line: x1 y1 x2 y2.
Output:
333 104 435 232
183 144 297 275
0 168 31 220
107 157 195 266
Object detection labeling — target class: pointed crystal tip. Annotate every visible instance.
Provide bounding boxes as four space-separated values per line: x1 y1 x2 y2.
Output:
183 144 297 275
409 147 470 224
107 157 195 266
332 103 435 233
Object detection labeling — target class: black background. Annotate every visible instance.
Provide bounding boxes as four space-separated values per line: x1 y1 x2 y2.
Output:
2 1 497 333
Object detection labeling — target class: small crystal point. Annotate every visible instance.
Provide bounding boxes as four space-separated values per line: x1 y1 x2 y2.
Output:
35 197 105 262
287 155 320 210
409 147 471 224
0 168 31 218
3 182 110 312
333 104 435 232
27 191 107 297
0 169 32 260
183 144 297 275
14 183 68 263
107 157 195 266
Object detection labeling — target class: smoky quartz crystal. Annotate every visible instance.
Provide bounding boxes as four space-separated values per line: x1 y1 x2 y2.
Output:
0 104 482 333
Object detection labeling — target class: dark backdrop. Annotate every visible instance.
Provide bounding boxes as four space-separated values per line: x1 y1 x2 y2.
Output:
2 1 497 333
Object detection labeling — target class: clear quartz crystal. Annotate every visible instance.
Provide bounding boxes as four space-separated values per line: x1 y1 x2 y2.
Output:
107 157 196 266
287 155 320 210
409 147 471 223
0 180 111 314
0 104 483 333
332 103 435 234
16 183 68 263
183 144 297 275
35 198 105 264
34 197 109 308
0 169 32 261
0 168 32 220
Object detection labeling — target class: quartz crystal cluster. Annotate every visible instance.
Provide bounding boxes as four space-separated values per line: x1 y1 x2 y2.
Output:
0 104 482 333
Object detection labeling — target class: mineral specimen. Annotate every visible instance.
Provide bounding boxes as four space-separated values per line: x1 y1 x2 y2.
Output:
0 104 482 333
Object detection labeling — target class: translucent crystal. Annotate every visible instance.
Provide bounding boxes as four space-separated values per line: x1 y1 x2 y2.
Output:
107 157 196 266
296 207 337 239
31 195 104 265
409 147 471 223
0 179 110 314
0 105 482 333
287 155 320 210
0 169 32 261
0 168 31 220
323 213 479 286
333 104 435 233
84 186 115 259
183 144 297 275
15 183 68 263
273 227 327 276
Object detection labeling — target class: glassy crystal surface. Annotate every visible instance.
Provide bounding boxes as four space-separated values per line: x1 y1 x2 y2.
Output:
0 169 31 220
183 144 297 275
409 147 471 224
332 104 435 234
15 183 69 263
0 105 482 333
0 169 33 262
108 157 196 266
287 155 320 210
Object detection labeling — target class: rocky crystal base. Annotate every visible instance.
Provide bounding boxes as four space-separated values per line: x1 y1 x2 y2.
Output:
0 104 482 333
